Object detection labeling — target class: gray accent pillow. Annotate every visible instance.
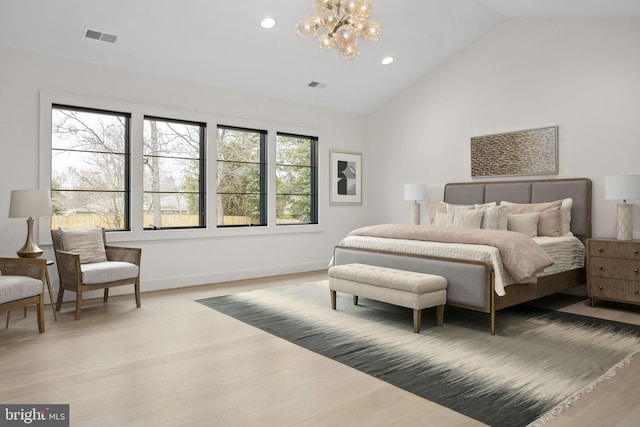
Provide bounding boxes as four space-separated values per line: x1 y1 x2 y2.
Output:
480 205 508 230
59 226 108 264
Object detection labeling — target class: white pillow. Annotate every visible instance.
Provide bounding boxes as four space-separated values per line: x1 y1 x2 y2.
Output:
451 208 484 229
507 212 540 237
560 198 573 236
446 204 475 226
434 210 448 227
59 226 108 264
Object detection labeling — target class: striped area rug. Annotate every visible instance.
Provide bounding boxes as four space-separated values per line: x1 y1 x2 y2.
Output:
198 281 640 427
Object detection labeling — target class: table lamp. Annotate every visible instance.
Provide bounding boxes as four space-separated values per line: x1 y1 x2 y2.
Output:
8 189 53 257
404 184 428 225
605 175 640 240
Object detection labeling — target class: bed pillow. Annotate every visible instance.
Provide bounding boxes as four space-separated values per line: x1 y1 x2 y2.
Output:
450 208 484 229
500 200 562 237
59 226 108 264
434 210 448 227
429 201 497 226
428 202 448 225
480 205 508 230
446 202 496 226
507 212 540 237
428 202 475 225
559 198 573 236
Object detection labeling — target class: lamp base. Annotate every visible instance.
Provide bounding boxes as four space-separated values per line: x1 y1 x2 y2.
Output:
16 217 44 258
616 203 633 241
411 202 421 225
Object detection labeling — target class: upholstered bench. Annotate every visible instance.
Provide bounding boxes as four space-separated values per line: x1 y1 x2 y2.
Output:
328 263 448 333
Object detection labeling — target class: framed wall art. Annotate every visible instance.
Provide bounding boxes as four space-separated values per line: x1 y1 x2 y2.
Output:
470 126 558 178
330 150 362 204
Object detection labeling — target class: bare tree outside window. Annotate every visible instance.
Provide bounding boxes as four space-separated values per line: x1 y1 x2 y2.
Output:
51 106 129 230
143 117 205 229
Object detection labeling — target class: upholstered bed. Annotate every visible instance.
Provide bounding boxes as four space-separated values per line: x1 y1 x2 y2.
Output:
333 178 592 334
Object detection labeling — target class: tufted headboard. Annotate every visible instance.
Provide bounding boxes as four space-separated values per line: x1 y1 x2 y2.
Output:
443 178 592 239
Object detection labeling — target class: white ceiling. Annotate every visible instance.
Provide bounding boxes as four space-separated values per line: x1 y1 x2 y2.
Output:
2 0 640 115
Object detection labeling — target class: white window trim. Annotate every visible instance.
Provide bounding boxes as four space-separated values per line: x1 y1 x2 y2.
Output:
39 91 325 245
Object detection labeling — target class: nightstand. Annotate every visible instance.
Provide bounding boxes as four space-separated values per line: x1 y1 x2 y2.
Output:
587 238 640 306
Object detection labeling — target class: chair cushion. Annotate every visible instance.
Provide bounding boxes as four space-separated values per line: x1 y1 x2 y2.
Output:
0 276 43 304
59 226 108 264
81 261 139 285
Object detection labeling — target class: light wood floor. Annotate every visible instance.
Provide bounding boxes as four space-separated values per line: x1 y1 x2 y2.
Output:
2 271 640 426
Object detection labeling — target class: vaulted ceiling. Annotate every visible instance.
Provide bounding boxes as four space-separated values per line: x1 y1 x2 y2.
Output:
2 0 639 114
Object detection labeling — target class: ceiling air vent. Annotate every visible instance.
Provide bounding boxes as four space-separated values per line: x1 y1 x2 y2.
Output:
308 81 327 89
84 28 118 44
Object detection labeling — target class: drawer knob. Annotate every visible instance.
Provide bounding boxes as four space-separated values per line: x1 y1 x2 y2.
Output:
599 286 604 290
635 268 639 274
598 265 603 270
597 247 603 252
635 250 639 255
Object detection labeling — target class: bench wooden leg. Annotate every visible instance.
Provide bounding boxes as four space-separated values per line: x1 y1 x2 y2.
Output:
413 309 422 333
436 305 444 327
353 295 358 306
330 290 336 310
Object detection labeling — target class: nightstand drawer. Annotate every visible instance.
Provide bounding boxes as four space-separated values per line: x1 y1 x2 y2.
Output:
589 240 640 260
589 278 640 303
589 257 640 280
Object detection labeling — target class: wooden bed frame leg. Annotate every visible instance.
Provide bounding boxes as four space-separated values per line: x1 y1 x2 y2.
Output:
436 305 444 327
413 309 421 333
330 290 336 310
353 295 358 306
490 281 496 335
490 310 495 336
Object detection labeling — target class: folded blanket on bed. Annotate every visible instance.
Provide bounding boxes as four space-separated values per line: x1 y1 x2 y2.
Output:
348 224 554 282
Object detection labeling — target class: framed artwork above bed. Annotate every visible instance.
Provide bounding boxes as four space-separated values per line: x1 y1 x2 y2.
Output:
470 126 558 178
330 150 362 205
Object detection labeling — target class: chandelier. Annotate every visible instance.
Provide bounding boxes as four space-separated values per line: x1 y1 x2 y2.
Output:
296 0 382 60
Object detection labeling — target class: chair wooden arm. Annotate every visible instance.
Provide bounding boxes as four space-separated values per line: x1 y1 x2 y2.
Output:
54 250 82 287
0 258 46 280
105 246 141 266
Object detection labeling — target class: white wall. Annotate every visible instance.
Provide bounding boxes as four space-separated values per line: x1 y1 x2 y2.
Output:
0 47 369 297
366 19 640 238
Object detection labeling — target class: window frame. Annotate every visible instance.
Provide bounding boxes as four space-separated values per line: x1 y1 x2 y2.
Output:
215 124 268 228
51 103 132 231
142 115 207 231
275 132 318 226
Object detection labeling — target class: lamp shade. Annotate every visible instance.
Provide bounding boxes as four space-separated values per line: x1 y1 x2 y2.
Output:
404 184 428 202
605 175 640 201
9 190 53 218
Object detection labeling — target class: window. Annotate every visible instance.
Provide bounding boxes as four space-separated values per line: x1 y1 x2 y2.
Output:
143 117 205 230
216 126 267 226
276 133 318 225
51 105 130 230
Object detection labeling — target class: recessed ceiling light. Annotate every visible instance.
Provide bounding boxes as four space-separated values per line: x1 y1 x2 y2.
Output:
381 56 394 65
260 17 277 29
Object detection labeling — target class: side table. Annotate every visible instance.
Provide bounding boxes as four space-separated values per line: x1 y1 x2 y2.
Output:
586 238 640 306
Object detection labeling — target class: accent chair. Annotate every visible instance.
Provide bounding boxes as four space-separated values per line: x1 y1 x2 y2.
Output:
0 257 46 333
51 227 141 320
